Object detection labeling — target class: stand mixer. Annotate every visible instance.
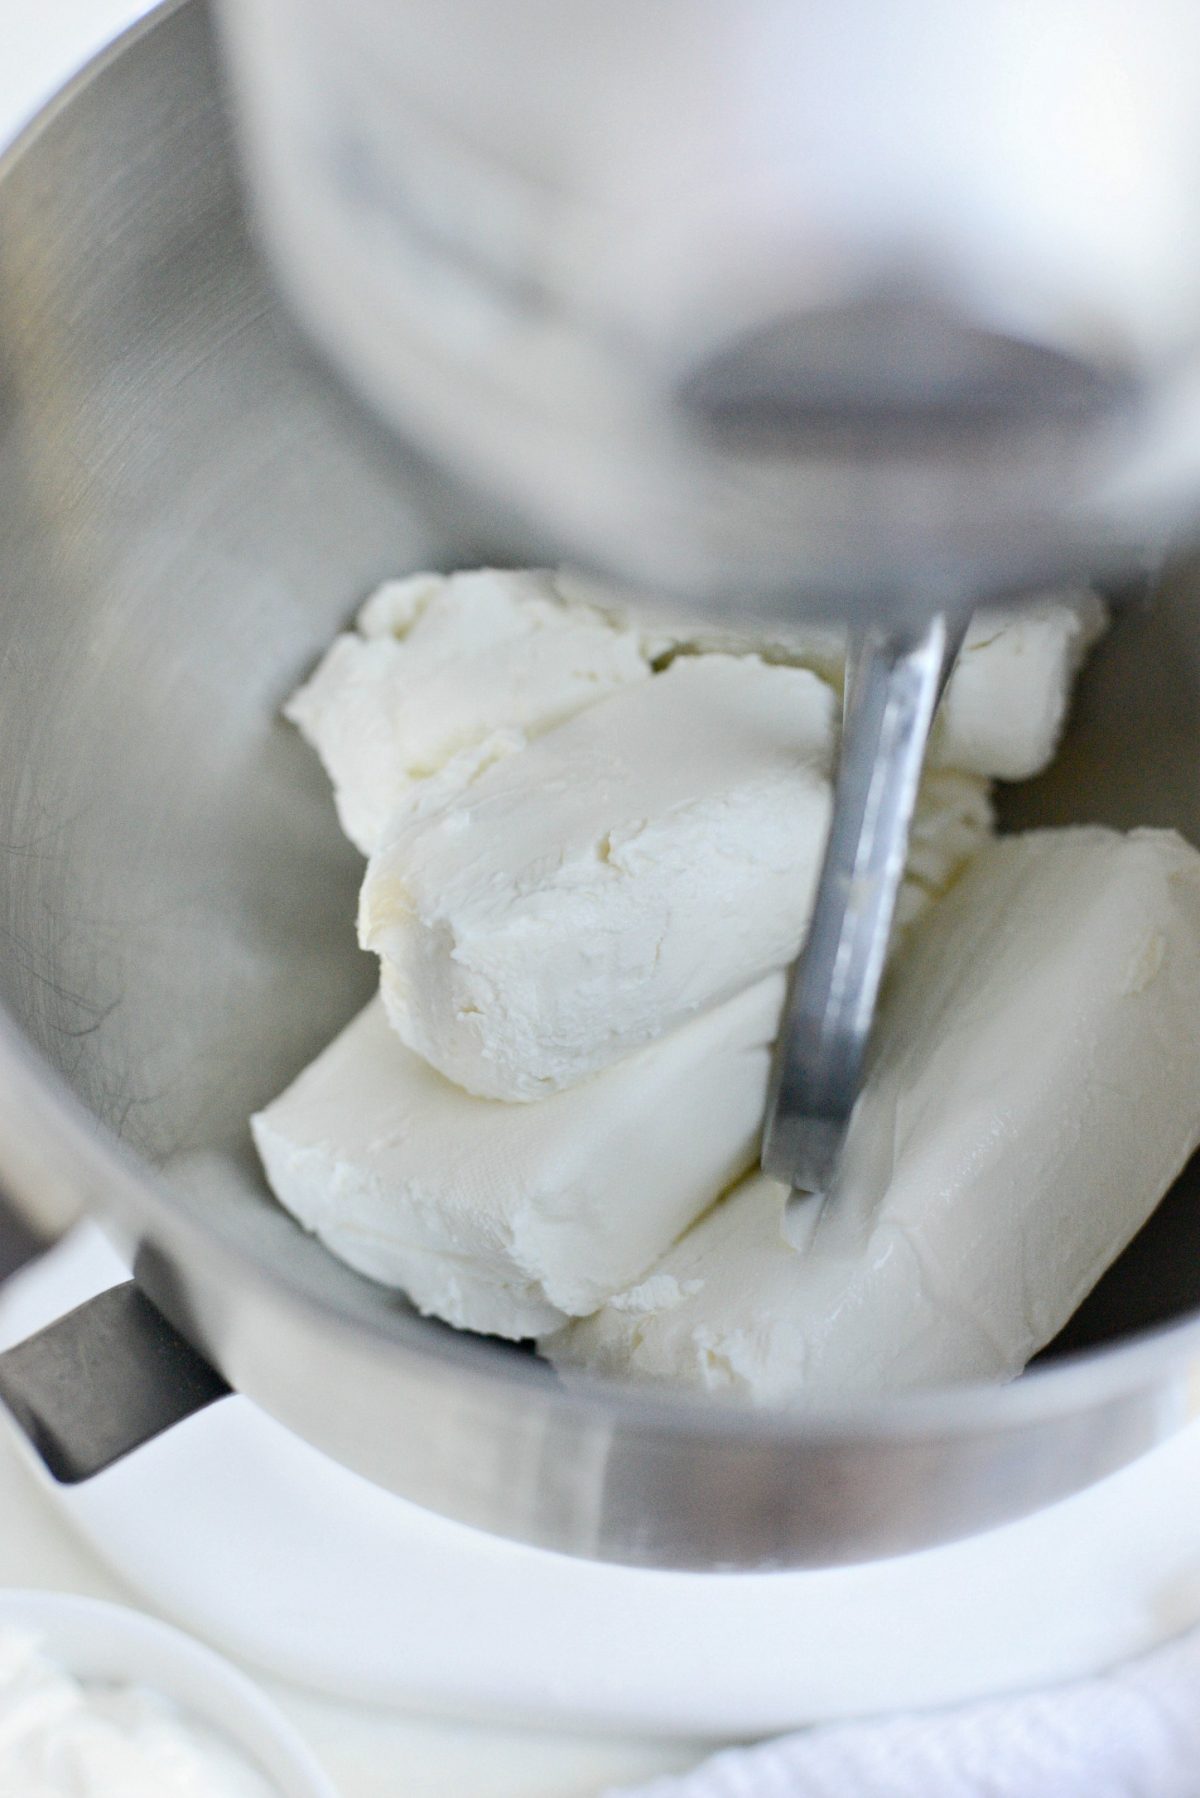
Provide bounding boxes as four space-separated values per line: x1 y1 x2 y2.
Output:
5 0 1200 1726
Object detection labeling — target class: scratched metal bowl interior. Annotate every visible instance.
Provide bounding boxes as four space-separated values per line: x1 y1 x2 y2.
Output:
2 0 1200 1569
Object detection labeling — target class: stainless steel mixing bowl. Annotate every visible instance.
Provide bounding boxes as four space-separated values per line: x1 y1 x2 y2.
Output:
3 0 1200 1571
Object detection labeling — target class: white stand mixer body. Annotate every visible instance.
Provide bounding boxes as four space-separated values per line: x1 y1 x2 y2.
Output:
5 1228 1200 1733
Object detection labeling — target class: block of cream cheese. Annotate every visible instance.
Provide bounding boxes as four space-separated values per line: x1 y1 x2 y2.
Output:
252 974 783 1338
359 653 837 1100
546 828 1200 1401
929 589 1108 780
285 569 652 853
561 572 1106 782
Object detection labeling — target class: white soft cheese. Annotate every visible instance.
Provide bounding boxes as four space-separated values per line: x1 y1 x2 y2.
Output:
930 589 1108 779
0 1630 275 1798
253 975 784 1337
560 572 1106 780
359 654 994 1102
292 567 1101 864
285 568 651 853
359 653 837 1100
546 828 1200 1402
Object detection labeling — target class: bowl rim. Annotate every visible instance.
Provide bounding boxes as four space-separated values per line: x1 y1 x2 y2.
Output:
0 1586 339 1798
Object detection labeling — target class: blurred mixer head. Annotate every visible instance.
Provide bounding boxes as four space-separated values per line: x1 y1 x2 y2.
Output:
219 0 1200 625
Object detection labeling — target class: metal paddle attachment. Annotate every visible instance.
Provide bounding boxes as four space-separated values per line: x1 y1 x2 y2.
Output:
761 611 965 1195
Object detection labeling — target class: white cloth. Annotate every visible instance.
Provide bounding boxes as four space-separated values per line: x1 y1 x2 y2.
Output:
609 1623 1200 1798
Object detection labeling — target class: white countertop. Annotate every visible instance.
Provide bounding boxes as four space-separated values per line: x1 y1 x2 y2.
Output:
0 3 703 1791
